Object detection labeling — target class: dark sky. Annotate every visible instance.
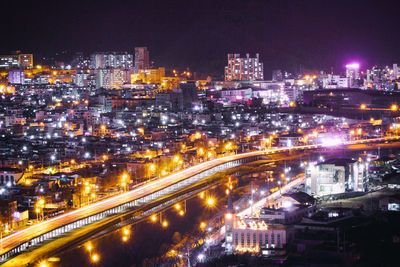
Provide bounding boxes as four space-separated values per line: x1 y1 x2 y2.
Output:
2 0 400 78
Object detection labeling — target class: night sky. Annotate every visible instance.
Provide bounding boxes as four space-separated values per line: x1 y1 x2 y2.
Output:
2 0 400 78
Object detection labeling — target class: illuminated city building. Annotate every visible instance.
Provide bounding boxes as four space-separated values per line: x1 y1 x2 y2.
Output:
96 68 130 89
0 53 33 69
0 55 19 68
90 52 133 69
229 215 290 256
224 53 264 81
260 192 315 225
305 158 366 197
111 68 130 88
345 63 360 87
320 74 349 89
393 63 399 80
134 47 150 72
8 69 25 84
131 67 165 84
0 167 23 187
96 69 112 89
18 54 33 68
220 87 252 103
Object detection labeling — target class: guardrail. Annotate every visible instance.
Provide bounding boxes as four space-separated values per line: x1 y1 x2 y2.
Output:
0 155 261 262
2 135 400 262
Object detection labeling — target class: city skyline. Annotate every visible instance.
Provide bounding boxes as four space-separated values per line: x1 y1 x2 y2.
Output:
2 0 400 77
1 1 400 266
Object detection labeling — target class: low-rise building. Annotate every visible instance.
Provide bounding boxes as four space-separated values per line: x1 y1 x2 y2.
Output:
227 215 292 255
0 168 23 187
305 158 366 197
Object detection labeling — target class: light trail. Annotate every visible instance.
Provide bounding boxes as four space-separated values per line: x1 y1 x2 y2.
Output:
0 136 398 255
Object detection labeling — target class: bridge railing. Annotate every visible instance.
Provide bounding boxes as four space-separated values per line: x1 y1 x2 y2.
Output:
0 155 262 262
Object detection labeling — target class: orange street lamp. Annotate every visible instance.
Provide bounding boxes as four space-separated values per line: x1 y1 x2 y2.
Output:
91 253 100 263
206 197 216 207
360 104 367 110
86 242 93 252
391 104 399 111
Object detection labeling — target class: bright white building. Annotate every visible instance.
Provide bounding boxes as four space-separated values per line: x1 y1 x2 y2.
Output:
305 158 366 197
226 215 290 255
321 74 349 89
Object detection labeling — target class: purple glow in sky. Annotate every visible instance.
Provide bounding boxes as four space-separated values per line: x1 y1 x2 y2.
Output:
346 62 360 69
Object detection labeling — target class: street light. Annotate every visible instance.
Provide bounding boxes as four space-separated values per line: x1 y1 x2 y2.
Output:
86 242 93 253
91 253 100 263
391 104 399 111
121 173 129 191
206 197 216 208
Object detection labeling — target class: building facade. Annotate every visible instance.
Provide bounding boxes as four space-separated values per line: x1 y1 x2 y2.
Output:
224 53 264 81
321 74 349 89
0 53 33 69
90 52 133 69
134 47 150 72
305 158 366 197
8 69 25 84
226 215 290 254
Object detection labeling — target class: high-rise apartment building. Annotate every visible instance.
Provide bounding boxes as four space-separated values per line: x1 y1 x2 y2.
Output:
96 69 112 89
96 68 130 89
345 63 360 87
393 64 399 80
18 54 33 68
224 53 264 81
0 52 33 69
90 52 133 69
8 69 25 84
134 47 150 73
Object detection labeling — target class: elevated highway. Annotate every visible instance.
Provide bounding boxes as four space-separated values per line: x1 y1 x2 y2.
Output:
1 136 398 262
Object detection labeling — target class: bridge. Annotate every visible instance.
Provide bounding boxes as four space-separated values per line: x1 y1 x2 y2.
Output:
0 136 398 262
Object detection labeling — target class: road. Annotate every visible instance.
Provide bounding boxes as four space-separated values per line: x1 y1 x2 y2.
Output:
1 136 398 257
